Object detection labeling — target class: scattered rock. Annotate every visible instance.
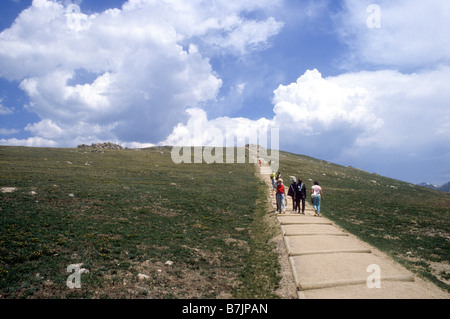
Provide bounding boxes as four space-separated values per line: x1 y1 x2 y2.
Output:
80 268 89 274
77 142 125 150
138 273 150 281
165 261 174 266
1 187 17 193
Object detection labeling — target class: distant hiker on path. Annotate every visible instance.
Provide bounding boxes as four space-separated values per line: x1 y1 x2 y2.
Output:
288 178 297 212
276 178 287 214
311 181 324 216
295 177 306 214
270 173 277 198
276 171 281 180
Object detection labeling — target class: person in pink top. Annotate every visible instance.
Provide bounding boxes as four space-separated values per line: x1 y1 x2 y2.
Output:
310 181 324 216
276 178 287 214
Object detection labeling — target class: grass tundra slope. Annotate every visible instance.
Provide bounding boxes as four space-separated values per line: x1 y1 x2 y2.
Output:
0 146 280 298
0 146 448 298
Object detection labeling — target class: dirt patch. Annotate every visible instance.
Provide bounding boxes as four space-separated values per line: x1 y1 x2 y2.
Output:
429 261 450 286
225 237 250 252
136 205 180 218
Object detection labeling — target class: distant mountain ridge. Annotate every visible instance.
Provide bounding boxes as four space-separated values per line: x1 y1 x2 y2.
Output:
418 182 450 193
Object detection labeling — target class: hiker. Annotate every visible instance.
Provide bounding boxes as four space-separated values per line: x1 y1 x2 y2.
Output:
288 178 297 212
270 173 277 196
311 181 324 216
276 171 281 180
295 177 306 214
276 178 287 214
270 173 278 210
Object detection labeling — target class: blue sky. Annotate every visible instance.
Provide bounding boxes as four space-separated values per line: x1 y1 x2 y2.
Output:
0 0 449 185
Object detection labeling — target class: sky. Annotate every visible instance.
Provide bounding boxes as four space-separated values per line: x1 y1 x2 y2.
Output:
0 0 449 185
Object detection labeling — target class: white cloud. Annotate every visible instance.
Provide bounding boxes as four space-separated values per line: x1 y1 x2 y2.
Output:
164 68 383 153
163 107 273 148
0 128 19 135
164 66 450 183
0 136 57 147
25 119 63 139
329 67 450 149
0 99 13 115
204 16 284 55
272 67 450 161
121 141 155 149
275 67 450 183
18 118 120 147
0 0 283 147
272 69 383 135
338 0 450 68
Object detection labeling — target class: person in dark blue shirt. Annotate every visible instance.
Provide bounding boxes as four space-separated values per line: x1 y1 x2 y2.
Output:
295 177 306 214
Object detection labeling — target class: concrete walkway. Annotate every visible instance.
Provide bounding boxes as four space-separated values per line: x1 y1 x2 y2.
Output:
258 164 448 299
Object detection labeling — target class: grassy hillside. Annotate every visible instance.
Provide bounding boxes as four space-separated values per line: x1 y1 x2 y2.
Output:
1 146 448 298
0 146 280 298
277 151 450 292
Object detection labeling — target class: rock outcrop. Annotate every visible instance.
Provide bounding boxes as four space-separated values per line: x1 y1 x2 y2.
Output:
77 142 125 150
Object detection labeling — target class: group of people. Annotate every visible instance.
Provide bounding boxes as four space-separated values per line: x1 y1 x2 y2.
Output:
270 172 324 216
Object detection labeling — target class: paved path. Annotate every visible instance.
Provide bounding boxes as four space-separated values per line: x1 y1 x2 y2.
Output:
258 163 448 299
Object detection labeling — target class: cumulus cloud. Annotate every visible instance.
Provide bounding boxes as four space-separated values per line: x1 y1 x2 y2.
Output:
338 0 450 69
329 67 450 149
163 107 273 148
277 67 450 182
166 69 383 152
272 69 383 134
165 66 450 183
0 0 283 147
165 68 384 156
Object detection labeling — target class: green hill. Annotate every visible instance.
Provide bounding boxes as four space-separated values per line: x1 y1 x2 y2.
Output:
0 146 281 298
0 146 448 298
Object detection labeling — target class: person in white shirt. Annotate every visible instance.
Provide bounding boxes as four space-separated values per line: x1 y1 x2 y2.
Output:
310 181 324 216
